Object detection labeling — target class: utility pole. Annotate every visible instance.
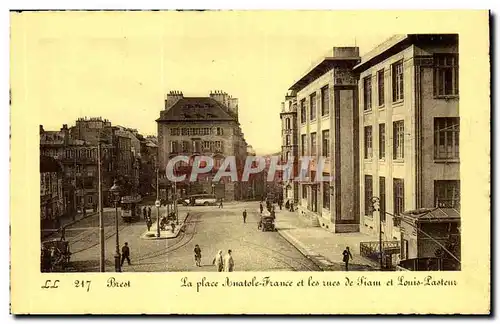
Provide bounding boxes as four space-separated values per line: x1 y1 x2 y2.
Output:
156 167 161 238
98 142 105 272
174 181 178 225
73 151 77 221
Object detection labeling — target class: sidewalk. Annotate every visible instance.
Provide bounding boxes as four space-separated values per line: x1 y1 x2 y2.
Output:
272 207 380 271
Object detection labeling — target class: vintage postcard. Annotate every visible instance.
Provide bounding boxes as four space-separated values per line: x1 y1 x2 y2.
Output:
10 10 490 314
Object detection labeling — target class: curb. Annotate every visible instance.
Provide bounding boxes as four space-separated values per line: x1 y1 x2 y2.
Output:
276 228 332 271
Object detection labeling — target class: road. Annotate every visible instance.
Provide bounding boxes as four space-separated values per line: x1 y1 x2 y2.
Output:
62 201 320 272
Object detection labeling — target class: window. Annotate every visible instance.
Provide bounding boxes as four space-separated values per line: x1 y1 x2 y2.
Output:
364 175 373 216
434 117 460 160
285 135 290 146
393 178 404 226
285 118 291 129
380 177 386 222
203 141 211 151
363 76 372 111
170 128 180 136
310 93 316 121
378 69 385 106
323 180 330 209
435 180 460 208
300 99 306 124
434 54 459 96
216 127 224 136
322 130 329 157
393 120 404 160
310 132 317 156
301 134 306 156
321 86 329 116
215 141 223 152
364 126 373 159
379 124 386 159
302 185 307 199
392 60 404 102
193 141 201 153
182 141 189 152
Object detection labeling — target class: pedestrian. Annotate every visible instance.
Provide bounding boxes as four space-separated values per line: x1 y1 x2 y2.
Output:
242 209 247 223
285 200 290 210
121 242 131 266
278 200 282 210
342 246 353 271
259 202 263 214
147 206 152 219
212 250 224 272
142 206 147 220
224 249 234 272
171 222 176 233
146 218 152 231
290 202 294 212
194 244 202 267
219 198 223 208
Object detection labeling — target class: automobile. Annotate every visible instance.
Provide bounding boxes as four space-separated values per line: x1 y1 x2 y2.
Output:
258 215 276 232
184 194 217 206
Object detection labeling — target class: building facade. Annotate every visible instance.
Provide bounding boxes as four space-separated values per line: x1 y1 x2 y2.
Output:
354 34 460 241
280 91 299 204
156 90 249 201
289 47 361 233
40 155 65 230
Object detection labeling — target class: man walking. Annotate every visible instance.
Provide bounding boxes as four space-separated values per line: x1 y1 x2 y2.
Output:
121 242 131 266
342 246 353 271
212 250 224 272
224 250 234 272
142 206 147 220
146 217 152 231
242 209 247 223
259 202 263 214
147 206 152 220
219 198 223 209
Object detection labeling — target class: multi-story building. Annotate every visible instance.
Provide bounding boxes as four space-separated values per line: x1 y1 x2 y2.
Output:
156 90 249 201
40 155 65 230
353 34 460 244
289 47 361 233
280 90 299 204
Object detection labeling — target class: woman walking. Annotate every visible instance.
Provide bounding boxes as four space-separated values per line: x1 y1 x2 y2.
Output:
194 244 202 267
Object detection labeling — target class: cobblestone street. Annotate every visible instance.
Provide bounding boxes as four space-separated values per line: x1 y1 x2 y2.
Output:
64 202 320 272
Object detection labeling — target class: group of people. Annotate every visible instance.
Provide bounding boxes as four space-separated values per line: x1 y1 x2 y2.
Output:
192 245 234 272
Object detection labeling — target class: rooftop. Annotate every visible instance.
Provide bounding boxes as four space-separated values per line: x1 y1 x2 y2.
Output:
156 97 237 122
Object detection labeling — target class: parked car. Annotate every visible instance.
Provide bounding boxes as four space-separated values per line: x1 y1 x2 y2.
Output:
184 194 217 206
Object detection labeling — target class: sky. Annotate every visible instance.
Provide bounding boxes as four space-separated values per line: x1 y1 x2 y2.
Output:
12 11 394 155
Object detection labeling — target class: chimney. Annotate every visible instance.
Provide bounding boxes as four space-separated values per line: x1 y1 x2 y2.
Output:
209 90 225 105
165 90 184 111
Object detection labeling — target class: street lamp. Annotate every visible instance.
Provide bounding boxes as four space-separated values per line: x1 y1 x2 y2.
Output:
110 179 122 272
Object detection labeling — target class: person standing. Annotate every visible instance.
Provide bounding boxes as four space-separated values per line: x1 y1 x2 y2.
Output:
219 198 223 209
212 250 224 272
290 202 294 212
342 246 353 271
242 209 247 223
142 206 147 220
285 200 290 210
224 250 234 272
146 217 152 231
147 206 152 220
121 242 131 266
194 244 202 267
259 202 263 214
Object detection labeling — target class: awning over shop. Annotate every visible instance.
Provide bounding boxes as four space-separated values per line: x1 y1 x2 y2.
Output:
402 208 460 223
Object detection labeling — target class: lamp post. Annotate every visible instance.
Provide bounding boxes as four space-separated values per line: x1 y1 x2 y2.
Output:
174 181 179 225
110 179 122 272
371 196 383 270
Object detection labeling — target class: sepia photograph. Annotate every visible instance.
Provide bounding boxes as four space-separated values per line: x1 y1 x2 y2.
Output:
10 9 490 314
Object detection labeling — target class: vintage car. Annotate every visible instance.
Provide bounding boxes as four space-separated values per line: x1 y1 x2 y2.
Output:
258 215 276 232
